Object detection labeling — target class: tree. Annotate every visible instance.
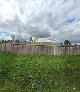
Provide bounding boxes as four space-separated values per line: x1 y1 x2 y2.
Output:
64 40 71 46
60 42 63 45
8 40 10 43
15 39 20 43
29 37 33 42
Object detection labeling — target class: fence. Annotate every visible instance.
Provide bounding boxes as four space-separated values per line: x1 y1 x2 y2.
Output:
0 43 80 55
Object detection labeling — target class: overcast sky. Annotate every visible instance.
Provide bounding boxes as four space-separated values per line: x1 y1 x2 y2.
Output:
0 0 80 43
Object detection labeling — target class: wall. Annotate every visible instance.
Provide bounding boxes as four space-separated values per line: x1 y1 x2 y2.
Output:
0 43 80 55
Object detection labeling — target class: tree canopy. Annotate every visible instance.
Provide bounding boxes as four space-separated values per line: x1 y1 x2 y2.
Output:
64 40 71 45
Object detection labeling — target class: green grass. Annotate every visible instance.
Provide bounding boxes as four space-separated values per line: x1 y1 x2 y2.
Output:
0 52 80 92
32 43 46 46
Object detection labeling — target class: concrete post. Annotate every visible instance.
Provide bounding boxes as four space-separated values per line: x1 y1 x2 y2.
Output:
54 45 58 55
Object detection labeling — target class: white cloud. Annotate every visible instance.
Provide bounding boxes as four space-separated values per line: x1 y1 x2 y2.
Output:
0 0 80 43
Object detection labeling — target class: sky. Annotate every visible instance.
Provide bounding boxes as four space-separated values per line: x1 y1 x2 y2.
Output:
0 0 80 43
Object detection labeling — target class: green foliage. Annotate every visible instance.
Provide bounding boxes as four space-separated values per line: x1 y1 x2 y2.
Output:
29 37 33 43
32 43 46 46
64 40 71 46
15 39 20 43
0 52 80 92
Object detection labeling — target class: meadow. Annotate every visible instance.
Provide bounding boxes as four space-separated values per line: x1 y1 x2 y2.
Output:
0 52 80 92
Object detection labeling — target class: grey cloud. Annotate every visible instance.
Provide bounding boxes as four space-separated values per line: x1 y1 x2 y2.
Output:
0 0 80 43
27 26 51 38
0 16 26 35
0 15 51 39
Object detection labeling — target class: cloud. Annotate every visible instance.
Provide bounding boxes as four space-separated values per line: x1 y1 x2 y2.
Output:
27 25 51 38
0 0 80 43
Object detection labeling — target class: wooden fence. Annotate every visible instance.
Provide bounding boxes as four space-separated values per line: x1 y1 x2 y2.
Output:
0 43 80 55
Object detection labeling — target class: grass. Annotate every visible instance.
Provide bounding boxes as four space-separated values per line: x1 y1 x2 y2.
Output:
32 43 46 46
0 52 80 92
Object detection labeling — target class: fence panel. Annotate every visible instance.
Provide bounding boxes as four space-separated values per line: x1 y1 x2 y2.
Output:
0 43 80 55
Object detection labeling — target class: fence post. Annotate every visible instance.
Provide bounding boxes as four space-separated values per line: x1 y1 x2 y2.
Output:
74 44 77 55
54 45 58 55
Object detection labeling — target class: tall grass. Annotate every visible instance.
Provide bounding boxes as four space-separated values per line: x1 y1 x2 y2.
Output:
0 52 80 92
